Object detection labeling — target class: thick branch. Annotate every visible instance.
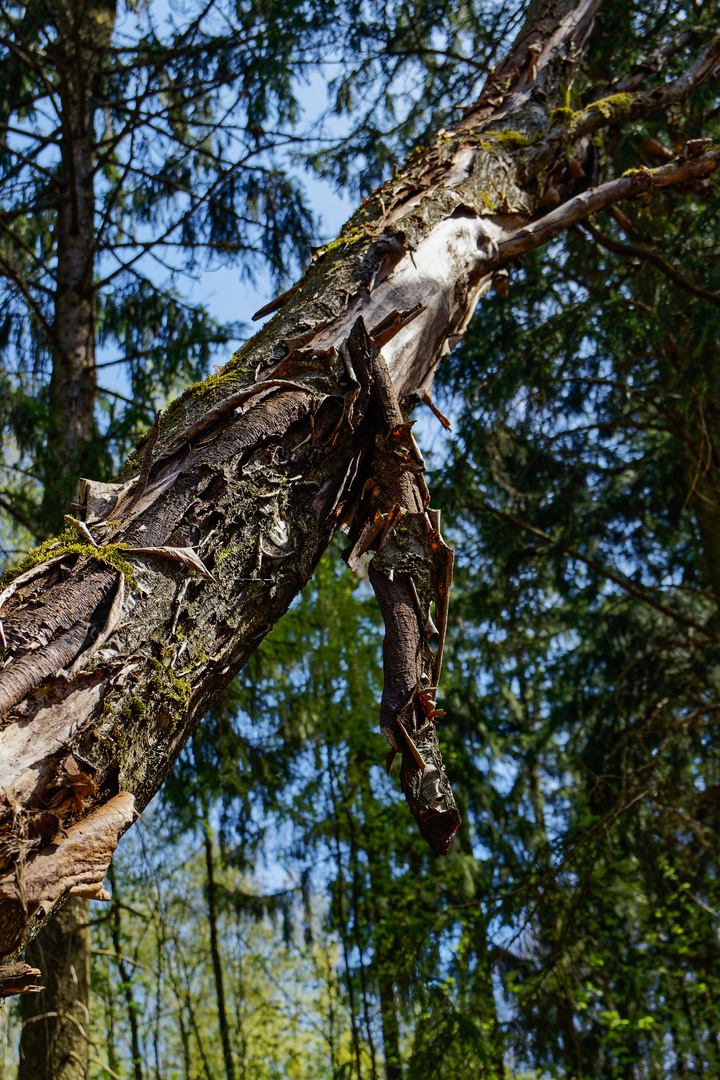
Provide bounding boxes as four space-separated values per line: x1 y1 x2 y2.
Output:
497 147 720 262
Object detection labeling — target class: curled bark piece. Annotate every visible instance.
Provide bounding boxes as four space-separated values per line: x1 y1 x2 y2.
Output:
125 409 162 514
0 556 68 618
252 282 302 321
370 303 425 346
78 475 139 524
418 392 452 430
0 962 43 997
63 515 99 546
129 545 215 582
0 792 135 955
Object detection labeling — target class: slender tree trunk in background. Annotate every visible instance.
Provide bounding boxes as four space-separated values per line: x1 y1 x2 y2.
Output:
330 814 364 1078
41 0 113 534
173 957 214 1080
1 0 720 964
365 840 402 1080
347 816 379 1080
203 820 236 1080
376 969 402 1080
177 1006 192 1080
527 754 585 1080
17 897 90 1080
18 0 117 1066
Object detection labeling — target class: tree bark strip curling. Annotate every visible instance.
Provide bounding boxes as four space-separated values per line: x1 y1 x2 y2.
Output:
1 0 719 964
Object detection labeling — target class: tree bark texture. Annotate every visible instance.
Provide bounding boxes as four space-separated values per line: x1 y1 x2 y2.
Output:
1 0 719 963
0 962 43 997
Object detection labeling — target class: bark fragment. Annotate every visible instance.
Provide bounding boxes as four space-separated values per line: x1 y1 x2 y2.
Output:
0 792 135 955
0 962 43 996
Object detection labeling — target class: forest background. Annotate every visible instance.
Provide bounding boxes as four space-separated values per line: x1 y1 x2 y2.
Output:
0 0 719 1077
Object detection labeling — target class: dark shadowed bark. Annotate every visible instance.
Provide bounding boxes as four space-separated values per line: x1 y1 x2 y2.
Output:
1 0 719 974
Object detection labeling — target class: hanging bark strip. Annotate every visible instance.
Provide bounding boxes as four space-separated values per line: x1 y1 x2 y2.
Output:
1 0 720 965
343 318 459 854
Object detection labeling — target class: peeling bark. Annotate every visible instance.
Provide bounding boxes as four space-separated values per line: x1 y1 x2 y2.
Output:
343 318 459 854
0 793 135 957
1 0 719 961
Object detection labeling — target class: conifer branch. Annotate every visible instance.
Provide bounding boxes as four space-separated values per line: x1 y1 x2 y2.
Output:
575 220 720 309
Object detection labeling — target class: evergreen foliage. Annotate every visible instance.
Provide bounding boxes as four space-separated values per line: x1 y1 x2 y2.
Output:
428 25 720 1070
0 0 322 540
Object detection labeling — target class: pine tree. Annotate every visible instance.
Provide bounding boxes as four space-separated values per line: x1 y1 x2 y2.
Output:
427 46 720 1068
0 0 323 546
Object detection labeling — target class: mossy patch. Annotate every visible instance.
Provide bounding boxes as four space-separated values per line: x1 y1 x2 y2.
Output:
149 657 191 706
120 695 148 722
483 130 535 148
1 529 135 586
175 616 193 641
314 225 367 260
173 368 240 410
550 94 632 133
586 93 633 119
550 106 582 125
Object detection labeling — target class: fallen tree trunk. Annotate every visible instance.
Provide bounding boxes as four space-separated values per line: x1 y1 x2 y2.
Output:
0 0 718 969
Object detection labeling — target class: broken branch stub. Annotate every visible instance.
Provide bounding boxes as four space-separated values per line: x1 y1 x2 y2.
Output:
344 318 460 855
0 962 43 996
